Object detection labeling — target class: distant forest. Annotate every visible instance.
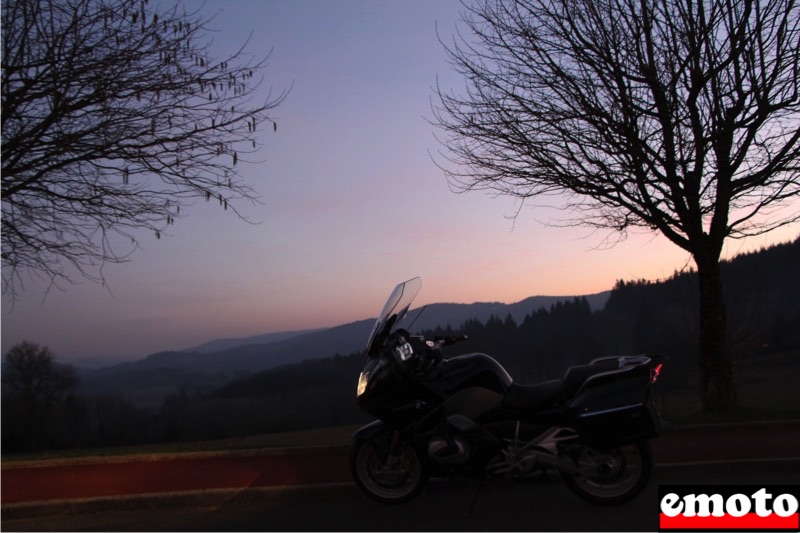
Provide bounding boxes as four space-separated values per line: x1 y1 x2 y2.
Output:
3 238 799 453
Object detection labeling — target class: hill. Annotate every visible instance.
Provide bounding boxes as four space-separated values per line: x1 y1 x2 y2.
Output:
183 328 326 354
77 292 609 408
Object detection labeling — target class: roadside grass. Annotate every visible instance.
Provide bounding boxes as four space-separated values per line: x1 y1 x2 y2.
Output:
1 424 360 468
3 350 796 467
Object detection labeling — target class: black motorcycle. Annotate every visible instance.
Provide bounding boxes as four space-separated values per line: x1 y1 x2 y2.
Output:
351 277 665 505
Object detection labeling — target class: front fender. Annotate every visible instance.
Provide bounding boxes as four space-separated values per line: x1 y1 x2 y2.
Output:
352 420 393 462
353 419 385 441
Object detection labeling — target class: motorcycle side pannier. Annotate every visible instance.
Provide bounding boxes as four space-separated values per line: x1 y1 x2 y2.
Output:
567 369 661 449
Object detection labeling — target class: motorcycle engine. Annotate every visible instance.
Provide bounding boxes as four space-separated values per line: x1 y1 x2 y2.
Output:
428 434 470 464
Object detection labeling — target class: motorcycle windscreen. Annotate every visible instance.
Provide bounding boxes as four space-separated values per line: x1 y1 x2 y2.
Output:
365 277 421 357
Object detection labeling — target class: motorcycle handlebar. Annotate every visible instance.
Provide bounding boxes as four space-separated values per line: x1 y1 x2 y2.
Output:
434 335 468 347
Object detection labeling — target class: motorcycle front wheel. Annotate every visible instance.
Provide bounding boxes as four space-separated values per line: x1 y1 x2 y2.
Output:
561 440 653 505
350 438 429 504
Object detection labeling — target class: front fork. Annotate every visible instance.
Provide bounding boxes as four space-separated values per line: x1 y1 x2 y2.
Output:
383 429 403 464
354 421 406 464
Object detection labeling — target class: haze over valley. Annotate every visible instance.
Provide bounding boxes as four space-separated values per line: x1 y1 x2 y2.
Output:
76 291 611 408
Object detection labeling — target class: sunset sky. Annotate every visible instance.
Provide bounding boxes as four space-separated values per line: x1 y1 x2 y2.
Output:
2 0 798 367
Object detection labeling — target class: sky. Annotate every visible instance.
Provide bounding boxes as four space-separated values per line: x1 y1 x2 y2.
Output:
2 0 798 367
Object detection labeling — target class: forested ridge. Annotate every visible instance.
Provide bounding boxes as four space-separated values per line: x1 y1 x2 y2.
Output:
3 238 798 453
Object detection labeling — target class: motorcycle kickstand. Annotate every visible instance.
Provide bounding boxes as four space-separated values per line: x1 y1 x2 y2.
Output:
465 475 485 517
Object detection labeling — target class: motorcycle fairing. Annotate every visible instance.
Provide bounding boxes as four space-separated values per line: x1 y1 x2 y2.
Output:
440 386 504 420
437 353 513 395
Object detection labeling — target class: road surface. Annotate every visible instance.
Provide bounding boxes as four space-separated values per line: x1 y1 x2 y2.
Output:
4 461 799 532
2 421 799 531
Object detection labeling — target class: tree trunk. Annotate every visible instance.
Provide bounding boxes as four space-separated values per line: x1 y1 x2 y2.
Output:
693 250 737 411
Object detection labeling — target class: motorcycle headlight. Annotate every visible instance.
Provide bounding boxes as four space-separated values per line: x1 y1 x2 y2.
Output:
395 342 414 362
356 371 369 397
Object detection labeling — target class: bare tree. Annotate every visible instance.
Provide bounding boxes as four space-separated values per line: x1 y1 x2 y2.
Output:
1 0 288 297
433 0 800 410
2 341 79 449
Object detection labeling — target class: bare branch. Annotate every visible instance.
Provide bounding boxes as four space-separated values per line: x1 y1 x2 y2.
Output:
1 0 289 298
432 0 800 256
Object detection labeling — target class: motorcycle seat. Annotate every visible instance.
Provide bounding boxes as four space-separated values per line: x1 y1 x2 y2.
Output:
503 359 622 411
503 379 563 411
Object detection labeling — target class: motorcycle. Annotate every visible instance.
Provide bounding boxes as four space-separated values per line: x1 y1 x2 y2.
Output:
351 277 665 505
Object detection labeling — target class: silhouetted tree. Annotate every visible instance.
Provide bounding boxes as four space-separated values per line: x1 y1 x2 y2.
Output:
2 0 288 297
434 0 800 410
2 341 78 450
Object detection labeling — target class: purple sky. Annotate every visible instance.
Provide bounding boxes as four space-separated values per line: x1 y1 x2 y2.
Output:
2 0 798 367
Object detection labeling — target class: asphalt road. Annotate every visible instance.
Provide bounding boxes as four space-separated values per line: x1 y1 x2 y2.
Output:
4 420 799 506
1 449 351 505
4 461 800 532
3 421 800 531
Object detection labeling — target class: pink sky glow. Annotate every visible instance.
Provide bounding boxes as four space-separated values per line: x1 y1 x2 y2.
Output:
2 0 798 366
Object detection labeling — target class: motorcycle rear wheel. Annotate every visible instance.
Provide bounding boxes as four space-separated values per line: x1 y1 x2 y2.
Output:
561 440 652 505
350 438 429 504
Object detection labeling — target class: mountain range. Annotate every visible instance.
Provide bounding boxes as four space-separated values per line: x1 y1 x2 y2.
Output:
77 291 610 408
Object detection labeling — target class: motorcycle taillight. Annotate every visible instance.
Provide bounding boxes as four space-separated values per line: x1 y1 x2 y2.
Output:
650 363 663 383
